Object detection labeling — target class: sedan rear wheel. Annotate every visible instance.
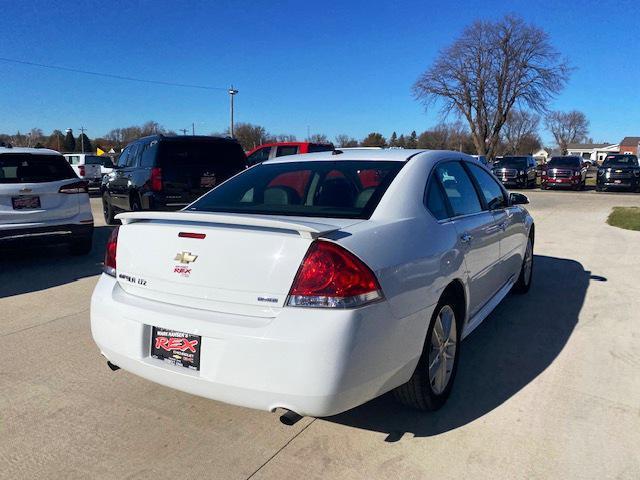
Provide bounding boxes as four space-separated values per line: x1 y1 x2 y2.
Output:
513 235 533 294
393 296 460 411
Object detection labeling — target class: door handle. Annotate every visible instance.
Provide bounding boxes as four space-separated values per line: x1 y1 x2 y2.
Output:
500 222 508 231
460 233 473 244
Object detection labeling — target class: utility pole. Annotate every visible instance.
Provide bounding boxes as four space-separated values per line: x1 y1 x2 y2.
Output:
79 126 86 153
179 128 188 135
228 85 238 138
192 123 195 135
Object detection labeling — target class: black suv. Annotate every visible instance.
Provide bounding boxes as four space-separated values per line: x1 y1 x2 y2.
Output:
492 155 537 188
596 154 640 192
101 135 246 224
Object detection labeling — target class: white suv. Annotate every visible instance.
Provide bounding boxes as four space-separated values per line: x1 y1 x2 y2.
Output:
1 146 94 254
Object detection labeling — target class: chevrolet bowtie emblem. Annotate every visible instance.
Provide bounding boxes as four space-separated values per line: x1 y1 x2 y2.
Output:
174 252 198 264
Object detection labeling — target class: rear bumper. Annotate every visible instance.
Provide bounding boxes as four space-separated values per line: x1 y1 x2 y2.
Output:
0 219 93 243
91 274 429 417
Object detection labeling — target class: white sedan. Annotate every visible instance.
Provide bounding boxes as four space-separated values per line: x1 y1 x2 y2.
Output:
91 149 534 417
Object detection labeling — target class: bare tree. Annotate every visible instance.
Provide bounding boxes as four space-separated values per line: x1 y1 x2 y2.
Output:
502 110 541 154
335 134 358 147
413 15 570 158
226 123 270 151
545 110 589 154
417 121 475 152
308 133 329 144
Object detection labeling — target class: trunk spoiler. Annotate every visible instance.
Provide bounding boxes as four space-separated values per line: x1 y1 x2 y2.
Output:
115 211 339 239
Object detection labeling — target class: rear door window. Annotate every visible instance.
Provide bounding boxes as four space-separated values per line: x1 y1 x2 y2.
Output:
157 140 246 178
188 161 404 219
0 154 77 183
275 145 298 157
434 161 483 217
67 155 81 165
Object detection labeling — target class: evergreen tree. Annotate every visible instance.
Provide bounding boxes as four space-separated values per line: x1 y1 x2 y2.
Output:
389 131 398 147
407 130 418 148
397 134 406 148
77 133 92 153
63 129 76 152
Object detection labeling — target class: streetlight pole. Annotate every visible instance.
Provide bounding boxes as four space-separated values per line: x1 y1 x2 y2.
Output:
228 86 238 138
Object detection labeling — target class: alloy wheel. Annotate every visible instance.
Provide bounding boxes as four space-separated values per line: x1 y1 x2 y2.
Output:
428 305 457 395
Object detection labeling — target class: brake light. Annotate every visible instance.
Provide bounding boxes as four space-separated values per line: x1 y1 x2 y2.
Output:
103 227 119 277
151 167 162 192
59 181 88 194
179 232 206 239
287 240 382 308
78 165 85 177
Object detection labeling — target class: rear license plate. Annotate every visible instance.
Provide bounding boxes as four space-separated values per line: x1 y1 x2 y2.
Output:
150 327 201 371
200 176 216 188
12 196 41 209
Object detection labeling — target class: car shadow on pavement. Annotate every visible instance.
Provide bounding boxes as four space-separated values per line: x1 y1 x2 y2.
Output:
0 226 113 298
326 255 591 440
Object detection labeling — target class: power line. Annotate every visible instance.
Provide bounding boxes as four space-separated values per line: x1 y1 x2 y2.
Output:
0 56 229 91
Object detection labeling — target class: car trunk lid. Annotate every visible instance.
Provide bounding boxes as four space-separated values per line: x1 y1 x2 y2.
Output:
114 211 357 317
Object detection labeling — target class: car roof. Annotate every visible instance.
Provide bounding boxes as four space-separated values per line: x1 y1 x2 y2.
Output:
265 148 437 164
0 147 62 156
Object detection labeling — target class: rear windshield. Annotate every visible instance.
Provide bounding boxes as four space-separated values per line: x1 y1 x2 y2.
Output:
547 156 581 167
0 154 77 183
157 141 246 175
603 154 638 166
494 157 527 169
85 155 104 165
188 161 404 219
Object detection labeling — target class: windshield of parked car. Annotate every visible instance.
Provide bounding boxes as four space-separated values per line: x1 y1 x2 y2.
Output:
602 155 638 167
493 157 527 169
547 156 581 167
0 154 77 183
188 160 404 219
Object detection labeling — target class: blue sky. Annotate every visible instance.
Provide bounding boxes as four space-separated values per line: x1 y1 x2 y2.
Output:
1 0 639 145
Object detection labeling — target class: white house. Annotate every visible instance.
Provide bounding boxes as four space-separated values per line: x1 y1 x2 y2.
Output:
566 143 620 164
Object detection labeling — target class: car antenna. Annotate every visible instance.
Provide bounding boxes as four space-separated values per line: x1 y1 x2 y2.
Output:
332 149 343 155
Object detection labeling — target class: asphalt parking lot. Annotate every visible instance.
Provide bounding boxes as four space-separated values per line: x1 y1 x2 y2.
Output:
1 191 639 480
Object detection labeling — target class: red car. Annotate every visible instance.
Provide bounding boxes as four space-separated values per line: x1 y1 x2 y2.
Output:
246 142 334 166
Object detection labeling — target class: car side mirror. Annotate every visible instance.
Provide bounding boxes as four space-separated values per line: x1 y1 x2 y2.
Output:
510 192 529 205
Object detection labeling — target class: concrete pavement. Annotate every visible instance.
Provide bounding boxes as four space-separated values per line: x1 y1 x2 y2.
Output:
1 191 639 479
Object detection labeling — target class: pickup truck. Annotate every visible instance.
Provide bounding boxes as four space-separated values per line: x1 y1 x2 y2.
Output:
64 154 103 189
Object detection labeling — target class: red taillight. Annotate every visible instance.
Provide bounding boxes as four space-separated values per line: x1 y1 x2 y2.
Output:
78 165 85 177
103 227 119 276
151 167 162 192
59 181 88 194
287 240 382 308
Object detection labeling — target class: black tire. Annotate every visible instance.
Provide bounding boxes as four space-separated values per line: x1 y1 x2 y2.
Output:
596 185 602 192
130 195 141 211
103 193 116 225
512 235 533 294
393 293 461 411
69 235 93 255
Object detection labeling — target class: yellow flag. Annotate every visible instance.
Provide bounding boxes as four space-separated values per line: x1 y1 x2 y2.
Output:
97 147 105 156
